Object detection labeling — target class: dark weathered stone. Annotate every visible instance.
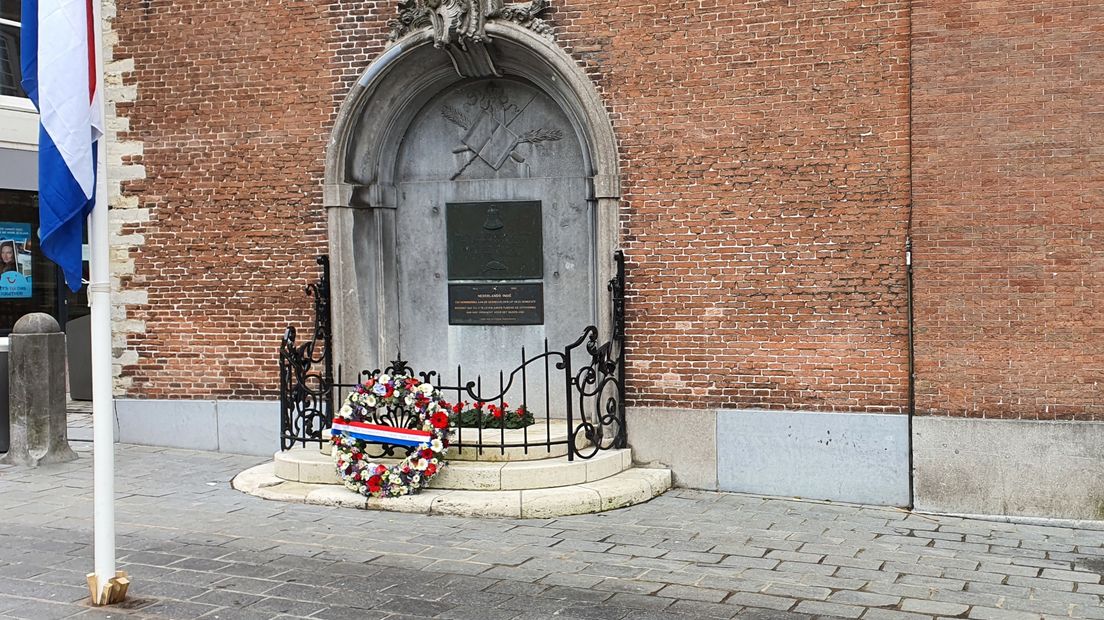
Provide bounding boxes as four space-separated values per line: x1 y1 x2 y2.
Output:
0 312 78 466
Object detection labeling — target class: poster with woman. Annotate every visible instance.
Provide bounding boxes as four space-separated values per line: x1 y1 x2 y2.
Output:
0 222 33 298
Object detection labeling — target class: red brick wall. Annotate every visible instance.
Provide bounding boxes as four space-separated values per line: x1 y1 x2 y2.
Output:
912 1 1104 419
114 1 912 411
590 2 912 411
113 0 339 398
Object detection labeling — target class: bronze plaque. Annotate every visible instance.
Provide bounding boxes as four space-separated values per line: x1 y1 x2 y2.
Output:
446 201 542 280
448 283 544 325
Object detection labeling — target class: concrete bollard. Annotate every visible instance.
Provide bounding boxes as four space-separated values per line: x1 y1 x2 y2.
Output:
0 313 78 466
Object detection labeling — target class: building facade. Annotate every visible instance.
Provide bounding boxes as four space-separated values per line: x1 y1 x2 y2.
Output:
81 0 1104 519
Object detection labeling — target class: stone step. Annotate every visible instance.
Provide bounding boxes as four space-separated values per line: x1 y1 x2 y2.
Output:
276 446 632 490
233 462 671 519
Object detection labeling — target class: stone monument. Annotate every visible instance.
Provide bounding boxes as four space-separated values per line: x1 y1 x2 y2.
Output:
0 313 78 466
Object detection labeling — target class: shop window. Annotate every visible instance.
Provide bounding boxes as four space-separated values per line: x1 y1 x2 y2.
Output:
0 190 61 335
0 0 24 99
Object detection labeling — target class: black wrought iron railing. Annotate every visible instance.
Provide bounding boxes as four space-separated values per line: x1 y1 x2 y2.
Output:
279 252 627 461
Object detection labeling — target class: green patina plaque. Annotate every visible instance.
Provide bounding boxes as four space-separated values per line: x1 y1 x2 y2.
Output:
446 201 542 280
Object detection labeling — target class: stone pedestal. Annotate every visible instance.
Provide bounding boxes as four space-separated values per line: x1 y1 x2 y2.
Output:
0 313 78 466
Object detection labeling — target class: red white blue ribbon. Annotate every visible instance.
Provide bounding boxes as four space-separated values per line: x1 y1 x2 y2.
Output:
332 419 432 448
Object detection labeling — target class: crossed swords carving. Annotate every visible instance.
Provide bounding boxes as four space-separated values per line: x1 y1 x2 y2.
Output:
442 89 563 180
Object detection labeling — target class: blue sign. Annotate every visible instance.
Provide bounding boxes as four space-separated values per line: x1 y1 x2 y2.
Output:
0 222 33 299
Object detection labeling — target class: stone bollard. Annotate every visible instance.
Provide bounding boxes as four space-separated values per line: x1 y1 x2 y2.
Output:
0 313 78 466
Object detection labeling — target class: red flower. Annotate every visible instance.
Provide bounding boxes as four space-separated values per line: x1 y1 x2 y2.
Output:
364 379 375 388
405 377 420 390
474 401 484 410
415 395 430 409
375 464 386 475
431 412 449 429
420 448 434 459
367 475 382 493
452 402 464 414
489 405 503 419
383 384 394 398
425 463 437 477
502 402 509 409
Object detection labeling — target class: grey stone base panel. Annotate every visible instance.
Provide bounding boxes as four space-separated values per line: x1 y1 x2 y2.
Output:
114 399 279 456
913 416 1104 521
629 407 910 507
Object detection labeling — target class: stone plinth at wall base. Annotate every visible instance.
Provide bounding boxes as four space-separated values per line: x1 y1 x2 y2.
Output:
914 417 1104 521
235 447 670 518
628 406 910 507
114 399 279 456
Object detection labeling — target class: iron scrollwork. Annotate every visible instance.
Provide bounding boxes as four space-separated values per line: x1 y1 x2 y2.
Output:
564 251 627 459
279 256 334 450
279 251 628 461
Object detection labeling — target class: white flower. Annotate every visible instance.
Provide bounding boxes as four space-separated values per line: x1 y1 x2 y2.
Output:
430 439 443 452
378 374 391 384
415 459 428 471
405 394 415 406
418 383 435 396
338 404 352 417
366 395 377 407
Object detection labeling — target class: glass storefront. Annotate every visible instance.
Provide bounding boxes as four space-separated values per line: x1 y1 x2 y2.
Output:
0 190 88 335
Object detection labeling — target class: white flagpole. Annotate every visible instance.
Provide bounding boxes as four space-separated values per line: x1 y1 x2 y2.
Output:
86 0 128 606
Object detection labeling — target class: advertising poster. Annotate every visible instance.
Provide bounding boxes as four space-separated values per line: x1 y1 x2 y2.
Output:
0 222 33 299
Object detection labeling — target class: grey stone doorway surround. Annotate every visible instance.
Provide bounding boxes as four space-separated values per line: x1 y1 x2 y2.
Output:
324 23 621 378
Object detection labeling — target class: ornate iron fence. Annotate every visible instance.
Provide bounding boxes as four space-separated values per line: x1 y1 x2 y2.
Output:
279 252 626 461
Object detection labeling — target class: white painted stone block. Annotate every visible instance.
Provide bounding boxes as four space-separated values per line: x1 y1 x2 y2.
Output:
521 486 601 519
500 458 586 490
432 490 522 518
584 449 628 482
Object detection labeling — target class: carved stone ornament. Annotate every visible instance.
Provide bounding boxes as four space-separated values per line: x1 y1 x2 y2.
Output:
389 0 554 48
442 82 564 179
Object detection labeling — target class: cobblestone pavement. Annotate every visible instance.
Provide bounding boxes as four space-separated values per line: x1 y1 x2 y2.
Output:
2 442 1104 620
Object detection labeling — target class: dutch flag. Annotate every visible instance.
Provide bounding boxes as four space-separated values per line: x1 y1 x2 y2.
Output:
20 0 103 292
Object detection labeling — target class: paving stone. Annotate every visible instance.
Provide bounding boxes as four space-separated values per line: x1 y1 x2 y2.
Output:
719 555 781 570
666 599 741 618
793 600 866 618
725 592 798 611
776 561 836 576
826 590 900 607
899 598 970 616
967 607 1043 620
662 550 724 564
605 592 675 611
1038 569 1101 584
0 599 85 620
861 610 934 620
761 583 833 601
655 584 729 603
591 578 664 595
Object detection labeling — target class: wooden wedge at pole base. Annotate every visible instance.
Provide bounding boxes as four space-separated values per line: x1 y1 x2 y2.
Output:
87 571 129 606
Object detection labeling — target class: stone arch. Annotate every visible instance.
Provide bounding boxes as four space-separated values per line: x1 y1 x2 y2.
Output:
324 22 621 375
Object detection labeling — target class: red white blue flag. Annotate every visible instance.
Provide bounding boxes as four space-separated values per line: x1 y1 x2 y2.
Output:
20 0 103 292
332 419 433 448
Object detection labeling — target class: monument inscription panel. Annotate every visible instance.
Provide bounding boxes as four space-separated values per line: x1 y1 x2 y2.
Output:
448 283 544 325
446 201 542 280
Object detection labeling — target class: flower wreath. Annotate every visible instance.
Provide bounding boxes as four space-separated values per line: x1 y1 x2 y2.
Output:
331 373 452 498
